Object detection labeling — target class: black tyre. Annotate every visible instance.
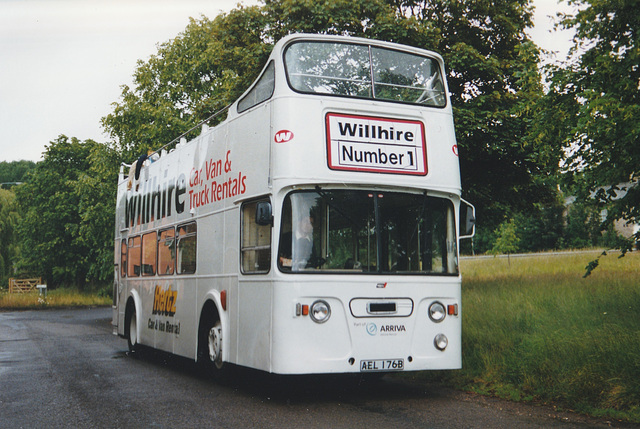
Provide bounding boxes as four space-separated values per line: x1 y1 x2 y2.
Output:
126 302 139 354
199 314 229 380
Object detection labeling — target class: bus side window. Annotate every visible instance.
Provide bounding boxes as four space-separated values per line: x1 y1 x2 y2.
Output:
120 239 127 277
158 228 176 275
177 222 197 274
241 200 272 273
237 61 275 113
128 236 141 277
142 232 157 276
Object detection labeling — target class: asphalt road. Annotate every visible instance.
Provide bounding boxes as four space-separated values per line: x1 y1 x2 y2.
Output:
0 308 633 428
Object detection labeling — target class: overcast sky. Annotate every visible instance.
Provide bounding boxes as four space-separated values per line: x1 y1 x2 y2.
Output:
0 0 575 162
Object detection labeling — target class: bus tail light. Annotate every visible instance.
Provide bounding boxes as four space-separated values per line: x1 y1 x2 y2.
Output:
220 290 227 311
295 303 309 316
447 304 458 316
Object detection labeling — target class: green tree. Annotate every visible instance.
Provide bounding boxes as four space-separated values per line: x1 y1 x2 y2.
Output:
14 136 112 288
264 0 417 42
548 0 640 249
0 189 20 287
74 143 120 283
0 160 36 185
102 6 272 160
513 202 564 252
490 219 520 263
562 198 601 248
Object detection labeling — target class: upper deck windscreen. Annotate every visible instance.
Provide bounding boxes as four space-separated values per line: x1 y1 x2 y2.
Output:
284 41 446 107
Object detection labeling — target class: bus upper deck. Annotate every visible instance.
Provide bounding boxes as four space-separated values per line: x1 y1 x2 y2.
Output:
118 34 461 220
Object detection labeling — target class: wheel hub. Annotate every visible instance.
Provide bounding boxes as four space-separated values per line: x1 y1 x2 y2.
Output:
207 324 222 365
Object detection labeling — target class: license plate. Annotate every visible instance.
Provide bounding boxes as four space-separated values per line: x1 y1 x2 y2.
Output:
360 358 404 372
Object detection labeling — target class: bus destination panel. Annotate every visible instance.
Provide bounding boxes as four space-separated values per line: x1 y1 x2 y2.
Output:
326 113 427 176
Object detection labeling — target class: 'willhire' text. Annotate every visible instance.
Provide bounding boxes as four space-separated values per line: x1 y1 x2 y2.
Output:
125 174 186 228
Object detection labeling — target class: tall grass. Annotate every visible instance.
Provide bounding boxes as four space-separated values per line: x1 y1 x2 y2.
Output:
0 287 111 310
446 250 640 422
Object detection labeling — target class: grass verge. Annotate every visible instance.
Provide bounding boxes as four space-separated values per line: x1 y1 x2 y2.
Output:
409 250 640 423
0 287 111 310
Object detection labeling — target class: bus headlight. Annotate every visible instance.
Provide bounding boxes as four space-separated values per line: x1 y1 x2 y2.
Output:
310 300 331 324
428 301 446 323
434 334 448 351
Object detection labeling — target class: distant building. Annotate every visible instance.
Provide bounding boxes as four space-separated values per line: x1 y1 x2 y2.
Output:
0 182 23 190
563 181 639 249
595 182 639 249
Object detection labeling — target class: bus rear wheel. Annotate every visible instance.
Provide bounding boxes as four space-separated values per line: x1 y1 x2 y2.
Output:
126 302 139 354
199 314 228 379
207 320 223 369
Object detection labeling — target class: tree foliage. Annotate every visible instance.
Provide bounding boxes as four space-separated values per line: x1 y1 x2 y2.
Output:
0 160 36 185
547 0 640 246
73 143 120 283
14 136 119 288
0 189 20 287
435 3 557 232
490 218 520 264
102 6 273 160
513 203 564 252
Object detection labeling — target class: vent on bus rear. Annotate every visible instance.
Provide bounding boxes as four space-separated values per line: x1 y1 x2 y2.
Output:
349 298 413 318
368 302 396 313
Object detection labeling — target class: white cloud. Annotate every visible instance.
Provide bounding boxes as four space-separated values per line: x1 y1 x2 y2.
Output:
529 0 576 62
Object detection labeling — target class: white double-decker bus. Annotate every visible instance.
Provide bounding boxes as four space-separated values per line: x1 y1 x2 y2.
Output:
112 33 475 376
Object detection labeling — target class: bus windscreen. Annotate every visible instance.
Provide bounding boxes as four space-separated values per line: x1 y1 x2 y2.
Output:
278 190 457 274
284 41 446 107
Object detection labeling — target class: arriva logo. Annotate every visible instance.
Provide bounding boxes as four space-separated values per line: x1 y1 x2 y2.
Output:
366 323 377 336
274 130 294 143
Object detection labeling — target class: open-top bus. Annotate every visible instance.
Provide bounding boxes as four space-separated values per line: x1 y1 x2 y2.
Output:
113 33 475 376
